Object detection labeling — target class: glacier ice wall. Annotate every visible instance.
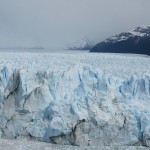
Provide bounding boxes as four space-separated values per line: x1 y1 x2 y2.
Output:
0 53 150 147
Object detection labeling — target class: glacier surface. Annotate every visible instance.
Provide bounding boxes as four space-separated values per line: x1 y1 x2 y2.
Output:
0 52 150 147
0 139 150 150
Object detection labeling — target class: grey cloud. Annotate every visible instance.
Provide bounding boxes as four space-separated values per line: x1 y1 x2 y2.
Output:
0 0 150 49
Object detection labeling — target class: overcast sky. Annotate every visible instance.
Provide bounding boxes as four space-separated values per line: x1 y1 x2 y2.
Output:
0 0 150 49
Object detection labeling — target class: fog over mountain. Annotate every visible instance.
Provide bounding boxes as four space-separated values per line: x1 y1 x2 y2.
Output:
0 0 150 49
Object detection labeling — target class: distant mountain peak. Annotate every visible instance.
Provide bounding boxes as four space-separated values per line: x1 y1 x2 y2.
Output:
129 25 150 36
104 25 150 44
67 38 93 50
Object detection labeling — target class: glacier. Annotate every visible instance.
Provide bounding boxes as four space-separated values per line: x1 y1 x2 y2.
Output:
0 52 150 147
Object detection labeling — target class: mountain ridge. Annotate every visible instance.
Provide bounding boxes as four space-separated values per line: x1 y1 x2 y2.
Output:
90 25 150 55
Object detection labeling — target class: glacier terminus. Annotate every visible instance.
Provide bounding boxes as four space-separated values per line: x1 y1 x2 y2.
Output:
0 52 150 147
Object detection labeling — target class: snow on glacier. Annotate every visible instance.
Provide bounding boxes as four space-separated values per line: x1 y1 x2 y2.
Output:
0 139 150 150
0 52 150 147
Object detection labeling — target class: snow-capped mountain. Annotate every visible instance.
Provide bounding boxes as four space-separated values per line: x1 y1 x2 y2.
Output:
90 25 150 55
68 38 93 50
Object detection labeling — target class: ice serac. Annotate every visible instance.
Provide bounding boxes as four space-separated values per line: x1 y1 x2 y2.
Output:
0 53 150 147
